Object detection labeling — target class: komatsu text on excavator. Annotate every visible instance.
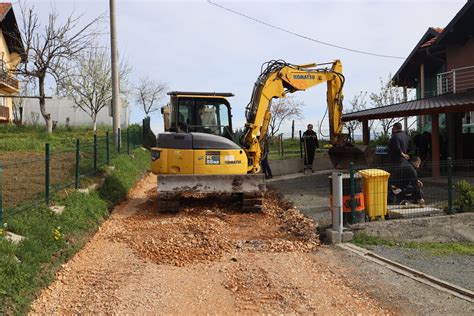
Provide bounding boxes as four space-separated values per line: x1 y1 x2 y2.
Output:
151 60 372 212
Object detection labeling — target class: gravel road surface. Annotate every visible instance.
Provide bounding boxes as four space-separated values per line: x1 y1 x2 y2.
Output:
30 173 391 314
268 172 332 229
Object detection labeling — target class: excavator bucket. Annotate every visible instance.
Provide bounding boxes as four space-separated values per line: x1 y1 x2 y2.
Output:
328 144 374 170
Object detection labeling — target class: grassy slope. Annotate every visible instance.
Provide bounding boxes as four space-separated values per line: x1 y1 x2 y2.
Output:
0 148 149 315
353 233 474 256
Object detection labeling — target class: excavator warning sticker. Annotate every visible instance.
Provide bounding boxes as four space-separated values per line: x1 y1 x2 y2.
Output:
206 155 220 165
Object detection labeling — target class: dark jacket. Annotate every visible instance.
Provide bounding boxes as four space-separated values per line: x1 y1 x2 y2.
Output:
390 162 418 189
302 130 319 149
388 130 408 164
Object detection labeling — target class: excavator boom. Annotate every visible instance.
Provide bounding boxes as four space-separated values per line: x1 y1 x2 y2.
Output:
240 60 354 173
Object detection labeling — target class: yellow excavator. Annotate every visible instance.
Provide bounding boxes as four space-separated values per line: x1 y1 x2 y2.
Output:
151 59 372 212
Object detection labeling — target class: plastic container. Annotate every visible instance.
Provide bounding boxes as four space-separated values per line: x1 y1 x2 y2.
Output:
358 169 390 220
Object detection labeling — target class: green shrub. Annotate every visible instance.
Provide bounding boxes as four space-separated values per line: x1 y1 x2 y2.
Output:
369 134 390 147
454 180 474 212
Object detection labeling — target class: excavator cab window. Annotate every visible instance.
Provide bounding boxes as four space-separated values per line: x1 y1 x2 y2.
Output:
174 97 233 139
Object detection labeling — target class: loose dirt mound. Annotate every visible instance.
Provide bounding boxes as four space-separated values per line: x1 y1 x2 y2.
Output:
110 190 319 266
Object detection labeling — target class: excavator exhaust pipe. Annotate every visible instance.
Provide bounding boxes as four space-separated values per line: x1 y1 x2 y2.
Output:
328 144 374 170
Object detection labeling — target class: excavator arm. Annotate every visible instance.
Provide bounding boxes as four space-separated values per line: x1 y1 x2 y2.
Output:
241 60 345 173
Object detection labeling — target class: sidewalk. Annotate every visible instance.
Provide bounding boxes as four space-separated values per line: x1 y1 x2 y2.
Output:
265 169 337 183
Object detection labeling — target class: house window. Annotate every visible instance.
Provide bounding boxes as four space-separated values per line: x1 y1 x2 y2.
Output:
0 96 5 107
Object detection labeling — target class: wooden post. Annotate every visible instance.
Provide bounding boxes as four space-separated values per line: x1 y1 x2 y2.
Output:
431 113 440 179
291 120 295 139
403 86 408 132
420 64 425 128
362 120 370 145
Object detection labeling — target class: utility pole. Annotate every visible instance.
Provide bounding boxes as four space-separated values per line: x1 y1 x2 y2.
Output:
110 0 120 144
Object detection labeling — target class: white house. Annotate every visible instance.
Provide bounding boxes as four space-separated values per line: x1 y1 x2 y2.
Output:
21 97 129 128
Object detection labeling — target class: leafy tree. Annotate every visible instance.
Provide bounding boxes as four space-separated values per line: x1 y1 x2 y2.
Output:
58 47 131 131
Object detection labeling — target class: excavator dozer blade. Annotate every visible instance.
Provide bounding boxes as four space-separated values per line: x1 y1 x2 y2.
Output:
156 174 266 213
328 144 374 170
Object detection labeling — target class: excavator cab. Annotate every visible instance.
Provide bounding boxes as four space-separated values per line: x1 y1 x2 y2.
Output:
161 91 235 141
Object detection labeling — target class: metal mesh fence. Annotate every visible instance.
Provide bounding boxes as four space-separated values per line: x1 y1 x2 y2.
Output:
0 127 144 224
341 159 474 225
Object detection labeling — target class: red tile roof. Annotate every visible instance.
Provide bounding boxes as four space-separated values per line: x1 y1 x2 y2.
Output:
0 3 11 20
420 27 444 48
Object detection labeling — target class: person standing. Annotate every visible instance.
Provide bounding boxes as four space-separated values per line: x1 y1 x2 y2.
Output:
387 122 409 165
261 137 272 179
302 124 319 171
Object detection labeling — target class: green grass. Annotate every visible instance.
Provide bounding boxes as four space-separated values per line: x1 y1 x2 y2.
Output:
0 148 150 315
353 233 474 256
0 125 109 152
268 137 330 160
0 124 143 153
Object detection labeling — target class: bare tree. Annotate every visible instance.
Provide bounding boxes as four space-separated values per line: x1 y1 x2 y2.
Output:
134 77 168 116
14 2 101 133
370 75 404 137
58 47 131 131
344 91 367 141
269 96 304 136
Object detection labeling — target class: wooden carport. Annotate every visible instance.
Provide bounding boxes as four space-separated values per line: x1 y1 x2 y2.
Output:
342 90 474 178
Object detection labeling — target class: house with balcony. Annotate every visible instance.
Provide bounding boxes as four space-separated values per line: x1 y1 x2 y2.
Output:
342 0 474 177
0 3 24 123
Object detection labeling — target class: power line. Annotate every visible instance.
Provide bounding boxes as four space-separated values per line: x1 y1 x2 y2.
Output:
207 0 405 60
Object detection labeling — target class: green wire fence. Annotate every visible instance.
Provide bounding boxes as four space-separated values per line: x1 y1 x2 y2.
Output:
0 127 144 226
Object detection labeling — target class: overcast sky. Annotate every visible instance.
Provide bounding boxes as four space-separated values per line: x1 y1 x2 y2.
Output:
21 0 466 135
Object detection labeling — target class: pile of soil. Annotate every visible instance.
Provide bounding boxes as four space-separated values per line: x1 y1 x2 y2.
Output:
110 190 319 266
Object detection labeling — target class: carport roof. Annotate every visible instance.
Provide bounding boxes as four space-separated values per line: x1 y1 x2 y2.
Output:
342 90 474 122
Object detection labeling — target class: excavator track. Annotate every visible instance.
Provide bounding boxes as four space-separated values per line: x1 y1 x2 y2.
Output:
241 192 264 213
158 192 181 213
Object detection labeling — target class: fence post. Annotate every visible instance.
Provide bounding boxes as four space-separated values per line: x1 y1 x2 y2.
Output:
0 165 3 226
142 118 145 146
299 130 303 158
106 131 110 165
117 127 121 154
280 134 284 157
349 162 356 224
93 134 97 172
45 143 50 205
75 139 80 190
291 120 295 139
448 157 453 214
127 128 130 155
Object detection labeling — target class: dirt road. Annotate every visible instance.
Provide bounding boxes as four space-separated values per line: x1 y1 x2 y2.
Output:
28 173 396 314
